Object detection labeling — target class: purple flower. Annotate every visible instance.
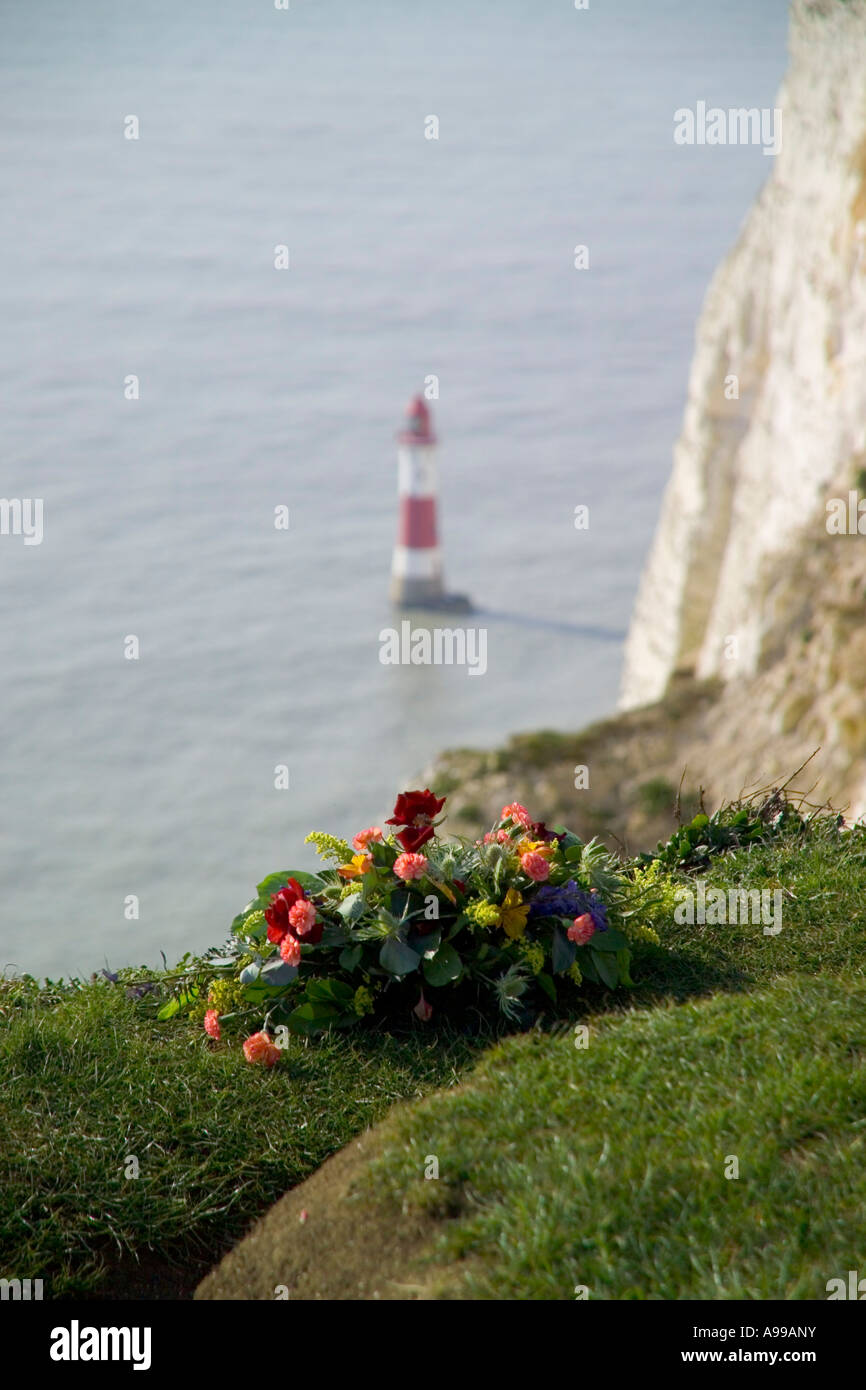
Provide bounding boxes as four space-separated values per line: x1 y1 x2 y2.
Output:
528 879 608 931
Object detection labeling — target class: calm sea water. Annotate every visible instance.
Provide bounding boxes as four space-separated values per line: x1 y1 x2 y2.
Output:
0 0 789 980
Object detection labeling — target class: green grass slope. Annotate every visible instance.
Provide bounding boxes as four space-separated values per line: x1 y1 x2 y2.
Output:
3 805 865 1299
367 974 866 1299
0 987 481 1297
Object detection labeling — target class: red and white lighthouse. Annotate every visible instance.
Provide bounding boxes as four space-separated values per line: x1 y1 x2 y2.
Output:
389 396 470 610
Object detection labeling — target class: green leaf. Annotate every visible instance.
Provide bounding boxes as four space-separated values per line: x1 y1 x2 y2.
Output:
589 926 630 953
256 870 325 900
408 927 441 959
261 959 297 986
285 999 344 1035
556 830 583 851
591 949 619 989
369 840 397 868
577 950 600 984
616 946 634 987
446 912 470 940
339 945 362 971
337 893 365 924
157 983 200 1021
422 942 462 987
379 937 421 977
230 899 258 934
551 924 577 975
319 923 352 949
305 978 355 1005
536 971 557 1004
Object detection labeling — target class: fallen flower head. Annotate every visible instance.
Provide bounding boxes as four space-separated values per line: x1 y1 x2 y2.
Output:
243 1031 281 1067
203 1008 221 1040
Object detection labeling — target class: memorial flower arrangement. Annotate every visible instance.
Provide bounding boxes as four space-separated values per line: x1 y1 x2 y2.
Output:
162 791 641 1061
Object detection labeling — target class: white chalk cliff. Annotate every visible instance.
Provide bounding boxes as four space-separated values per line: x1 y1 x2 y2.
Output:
431 2 866 837
621 0 866 714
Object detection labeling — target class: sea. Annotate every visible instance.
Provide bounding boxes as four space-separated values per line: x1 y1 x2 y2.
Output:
0 0 790 980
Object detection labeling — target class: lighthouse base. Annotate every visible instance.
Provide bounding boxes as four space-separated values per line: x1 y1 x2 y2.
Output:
390 576 473 613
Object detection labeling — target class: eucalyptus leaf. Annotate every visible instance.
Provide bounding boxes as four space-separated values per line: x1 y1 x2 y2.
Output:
380 937 421 977
422 942 462 987
337 893 365 924
261 959 298 986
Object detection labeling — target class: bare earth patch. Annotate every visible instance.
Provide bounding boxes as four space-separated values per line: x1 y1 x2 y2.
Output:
195 1124 450 1301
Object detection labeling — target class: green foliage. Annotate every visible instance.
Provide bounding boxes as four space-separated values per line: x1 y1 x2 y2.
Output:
643 803 807 873
189 805 637 1043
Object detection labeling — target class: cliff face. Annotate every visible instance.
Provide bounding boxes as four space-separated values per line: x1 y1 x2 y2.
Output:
620 0 866 712
428 2 866 842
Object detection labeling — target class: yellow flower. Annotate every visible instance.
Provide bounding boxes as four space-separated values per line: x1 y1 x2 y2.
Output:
515 838 555 861
337 853 374 880
500 887 530 940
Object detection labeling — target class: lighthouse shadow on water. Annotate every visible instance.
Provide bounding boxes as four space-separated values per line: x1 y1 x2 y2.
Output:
389 395 623 641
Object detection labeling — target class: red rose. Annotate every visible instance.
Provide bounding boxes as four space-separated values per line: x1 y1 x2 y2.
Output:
265 878 306 943
386 789 446 853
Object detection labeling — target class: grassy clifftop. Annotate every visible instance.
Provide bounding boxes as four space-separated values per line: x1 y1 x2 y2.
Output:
3 803 865 1300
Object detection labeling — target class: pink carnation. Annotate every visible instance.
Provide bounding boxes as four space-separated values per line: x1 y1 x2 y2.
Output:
482 829 512 844
520 851 550 882
501 802 532 830
203 1008 221 1041
413 992 433 1022
393 852 428 881
288 899 317 936
352 825 383 852
242 1031 281 1067
280 933 302 966
568 913 596 946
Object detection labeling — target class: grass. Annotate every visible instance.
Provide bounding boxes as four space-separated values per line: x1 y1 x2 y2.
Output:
0 984 484 1297
3 808 865 1299
368 975 866 1299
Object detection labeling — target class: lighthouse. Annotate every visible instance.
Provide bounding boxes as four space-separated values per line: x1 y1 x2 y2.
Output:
389 396 471 611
